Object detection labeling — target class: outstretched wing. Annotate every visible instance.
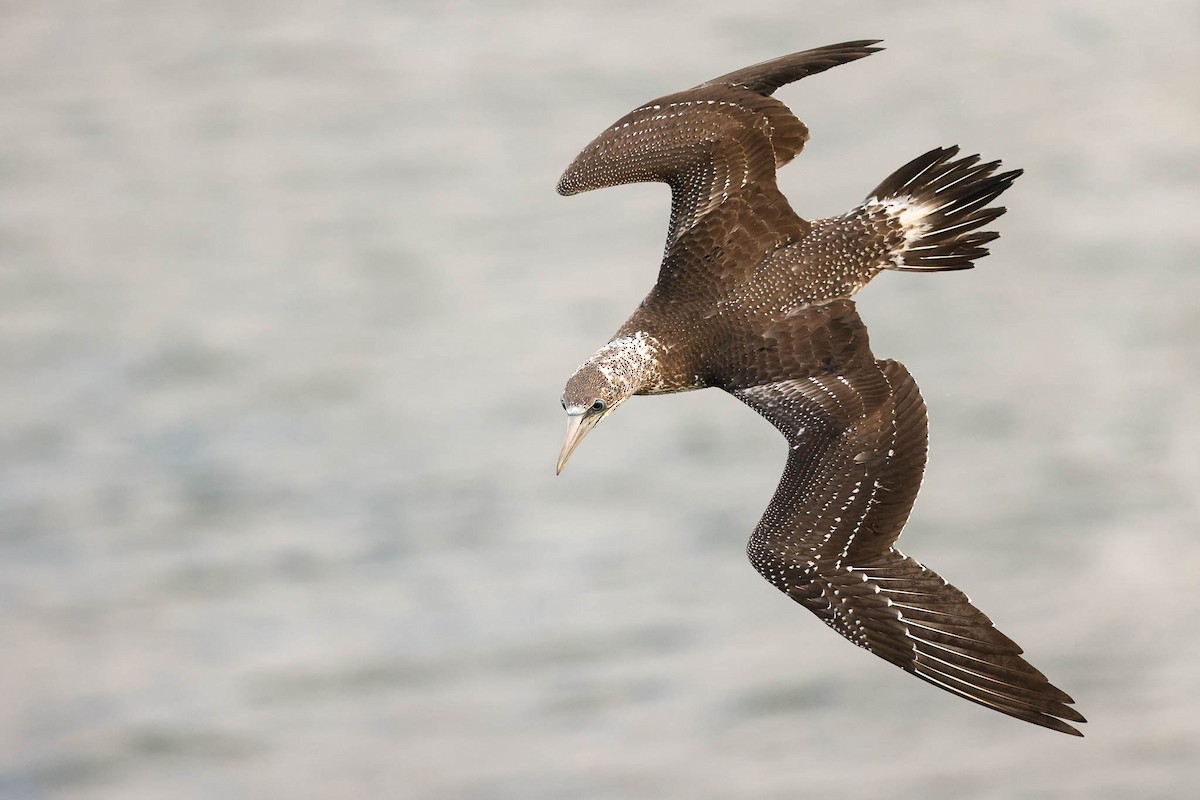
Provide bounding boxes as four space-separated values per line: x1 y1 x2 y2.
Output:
732 359 1086 735
557 41 881 290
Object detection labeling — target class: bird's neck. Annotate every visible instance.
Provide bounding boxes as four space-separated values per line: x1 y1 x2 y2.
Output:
587 331 667 398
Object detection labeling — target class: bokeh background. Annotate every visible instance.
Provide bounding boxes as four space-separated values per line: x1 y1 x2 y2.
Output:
2 2 1198 798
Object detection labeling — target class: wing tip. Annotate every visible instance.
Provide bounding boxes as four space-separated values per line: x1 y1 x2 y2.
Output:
910 664 1087 737
703 39 885 96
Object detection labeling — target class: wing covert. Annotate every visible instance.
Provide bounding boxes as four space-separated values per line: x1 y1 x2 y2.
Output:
734 359 924 566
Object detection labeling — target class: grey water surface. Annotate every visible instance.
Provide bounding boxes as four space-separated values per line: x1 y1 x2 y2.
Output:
1 2 1198 798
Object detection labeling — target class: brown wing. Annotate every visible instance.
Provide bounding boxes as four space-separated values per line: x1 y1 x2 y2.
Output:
557 42 881 289
699 40 883 100
732 359 1086 735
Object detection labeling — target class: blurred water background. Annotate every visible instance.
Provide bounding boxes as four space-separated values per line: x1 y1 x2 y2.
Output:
1 2 1198 798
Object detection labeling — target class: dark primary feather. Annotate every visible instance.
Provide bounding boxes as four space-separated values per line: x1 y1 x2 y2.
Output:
699 40 883 96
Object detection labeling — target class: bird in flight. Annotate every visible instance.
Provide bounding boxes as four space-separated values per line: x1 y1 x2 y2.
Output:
554 41 1084 736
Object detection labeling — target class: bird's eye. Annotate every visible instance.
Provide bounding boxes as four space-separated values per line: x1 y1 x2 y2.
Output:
591 399 607 412
561 399 566 410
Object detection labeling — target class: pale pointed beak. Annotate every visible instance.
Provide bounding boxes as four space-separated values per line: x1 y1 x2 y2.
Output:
556 413 598 475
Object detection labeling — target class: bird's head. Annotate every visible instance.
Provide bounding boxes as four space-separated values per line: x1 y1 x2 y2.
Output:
556 333 663 474
556 365 622 475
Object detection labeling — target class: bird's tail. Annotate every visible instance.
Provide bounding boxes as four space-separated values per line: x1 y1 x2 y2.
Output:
865 146 1022 272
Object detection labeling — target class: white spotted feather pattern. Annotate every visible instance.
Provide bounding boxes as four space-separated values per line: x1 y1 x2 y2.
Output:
556 41 1083 736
